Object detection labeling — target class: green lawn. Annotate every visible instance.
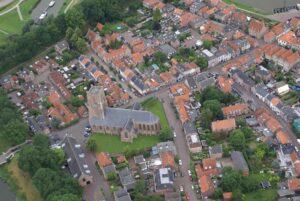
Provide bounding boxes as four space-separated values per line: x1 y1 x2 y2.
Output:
0 9 24 34
0 32 8 45
141 97 170 130
100 23 128 35
20 0 40 20
90 134 160 154
244 189 277 201
223 0 270 15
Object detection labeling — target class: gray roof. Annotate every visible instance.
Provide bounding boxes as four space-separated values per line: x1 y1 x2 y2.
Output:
131 75 148 91
159 44 176 56
103 164 116 175
156 141 177 155
114 188 132 201
154 168 174 191
231 69 255 87
62 136 91 178
209 145 223 155
183 121 197 135
186 77 197 89
90 107 159 129
119 167 136 187
256 65 270 76
134 155 146 164
195 72 209 82
277 189 295 197
254 84 269 98
132 102 141 110
231 151 249 173
199 77 215 89
56 40 69 50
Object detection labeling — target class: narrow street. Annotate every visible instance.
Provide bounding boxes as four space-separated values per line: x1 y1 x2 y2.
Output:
159 92 198 201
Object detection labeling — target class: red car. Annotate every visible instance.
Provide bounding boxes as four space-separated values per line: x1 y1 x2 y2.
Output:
185 193 190 201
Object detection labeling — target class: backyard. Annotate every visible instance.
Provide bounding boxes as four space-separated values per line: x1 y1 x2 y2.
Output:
244 189 277 201
90 97 170 153
90 134 160 154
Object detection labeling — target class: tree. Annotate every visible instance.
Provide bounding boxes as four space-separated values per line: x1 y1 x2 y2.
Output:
33 134 49 149
153 51 167 64
241 175 260 193
159 128 173 141
107 172 117 181
46 193 81 201
86 138 97 152
203 99 222 118
203 40 213 50
242 127 253 139
200 109 214 130
153 9 162 23
229 129 246 151
134 179 146 194
195 56 208 70
51 117 61 128
1 119 28 145
236 117 246 128
70 96 84 107
65 8 85 29
220 168 242 192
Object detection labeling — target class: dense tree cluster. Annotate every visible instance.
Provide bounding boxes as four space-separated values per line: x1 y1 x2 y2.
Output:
0 90 29 145
18 135 82 201
197 87 237 129
0 0 142 74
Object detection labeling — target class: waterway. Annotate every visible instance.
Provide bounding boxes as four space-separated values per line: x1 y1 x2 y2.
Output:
0 179 16 201
235 0 300 13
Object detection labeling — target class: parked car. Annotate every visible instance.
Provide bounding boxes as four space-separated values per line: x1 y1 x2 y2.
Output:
49 0 55 7
188 170 192 176
173 131 176 138
39 12 47 20
179 185 184 192
178 159 182 166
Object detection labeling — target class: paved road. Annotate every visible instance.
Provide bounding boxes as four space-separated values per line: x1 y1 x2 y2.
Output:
31 0 64 22
159 92 198 201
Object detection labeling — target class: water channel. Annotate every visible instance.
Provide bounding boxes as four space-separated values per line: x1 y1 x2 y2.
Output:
0 179 16 201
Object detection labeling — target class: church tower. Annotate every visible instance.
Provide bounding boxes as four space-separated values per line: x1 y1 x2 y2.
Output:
87 85 107 119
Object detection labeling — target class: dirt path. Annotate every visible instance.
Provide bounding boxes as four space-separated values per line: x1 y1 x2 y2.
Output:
16 5 23 21
0 0 22 16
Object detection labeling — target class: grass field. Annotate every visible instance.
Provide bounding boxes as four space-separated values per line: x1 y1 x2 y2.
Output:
0 9 24 34
141 97 170 130
90 134 160 154
20 0 40 20
223 0 270 15
244 189 277 201
6 158 42 201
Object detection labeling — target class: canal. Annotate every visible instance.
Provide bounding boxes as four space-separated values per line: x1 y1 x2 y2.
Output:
235 0 300 13
0 179 16 201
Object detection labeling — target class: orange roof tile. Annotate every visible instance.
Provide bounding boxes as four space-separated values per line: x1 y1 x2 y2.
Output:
288 179 300 191
276 130 290 144
199 175 215 195
211 118 236 133
265 117 282 133
222 103 248 116
161 151 175 168
223 192 233 201
97 152 113 167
